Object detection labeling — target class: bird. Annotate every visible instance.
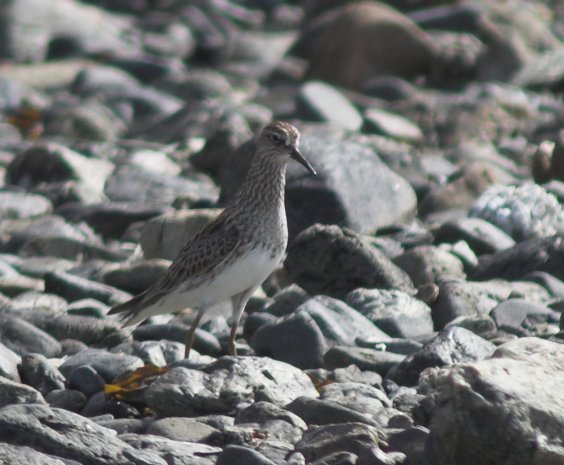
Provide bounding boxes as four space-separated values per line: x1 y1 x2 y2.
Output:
108 121 316 358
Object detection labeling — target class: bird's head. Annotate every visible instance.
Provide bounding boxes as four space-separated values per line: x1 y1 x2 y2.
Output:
259 121 316 175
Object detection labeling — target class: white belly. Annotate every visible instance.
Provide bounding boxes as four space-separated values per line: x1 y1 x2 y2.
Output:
142 247 282 318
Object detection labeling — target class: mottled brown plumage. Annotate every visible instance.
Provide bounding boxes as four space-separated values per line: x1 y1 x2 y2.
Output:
109 121 316 357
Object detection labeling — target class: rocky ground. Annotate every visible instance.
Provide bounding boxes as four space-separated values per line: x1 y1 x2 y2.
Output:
0 0 564 464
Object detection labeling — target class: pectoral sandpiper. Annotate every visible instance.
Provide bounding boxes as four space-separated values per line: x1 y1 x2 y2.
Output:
109 121 316 358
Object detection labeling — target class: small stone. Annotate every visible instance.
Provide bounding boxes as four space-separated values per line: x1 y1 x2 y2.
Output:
0 404 166 465
0 376 46 408
393 245 465 287
296 81 363 131
0 342 21 381
295 422 380 462
217 445 277 465
0 191 52 220
387 327 495 386
470 183 564 240
434 217 515 255
347 289 433 339
19 354 66 396
44 270 132 305
146 417 218 442
0 315 62 357
45 389 87 413
285 224 415 299
6 143 114 203
145 356 318 416
286 396 378 427
363 108 423 143
470 235 564 282
59 349 144 382
102 259 169 295
324 346 405 376
68 365 106 397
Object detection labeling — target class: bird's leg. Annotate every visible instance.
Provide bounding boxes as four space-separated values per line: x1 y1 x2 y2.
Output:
228 288 255 356
185 307 206 359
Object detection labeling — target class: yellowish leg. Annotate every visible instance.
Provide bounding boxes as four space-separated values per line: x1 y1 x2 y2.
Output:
184 308 205 359
228 288 254 357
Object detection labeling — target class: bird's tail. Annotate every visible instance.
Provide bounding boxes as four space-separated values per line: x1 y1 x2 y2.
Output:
108 292 150 327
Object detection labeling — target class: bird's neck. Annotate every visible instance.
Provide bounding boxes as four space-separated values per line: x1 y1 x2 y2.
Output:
235 152 287 213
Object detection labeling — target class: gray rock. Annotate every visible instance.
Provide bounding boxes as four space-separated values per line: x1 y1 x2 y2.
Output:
146 417 218 442
286 396 378 427
386 426 430 465
300 297 391 345
0 273 45 297
252 296 391 369
262 284 310 317
57 202 167 240
420 337 564 465
13 256 79 279
310 451 357 465
45 389 87 413
44 102 125 142
0 404 166 465
393 245 466 287
0 376 46 407
251 310 329 369
67 298 109 319
470 183 564 240
0 443 70 465
295 422 380 462
525 271 564 299
513 47 564 91
236 401 307 431
217 445 277 465
59 349 143 382
324 346 405 376
118 434 219 465
105 165 218 208
363 107 423 143
490 298 557 331
111 341 167 367
419 162 511 217
0 315 62 357
346 289 433 339
470 234 564 282
80 391 141 419
132 323 222 357
1 306 124 345
357 447 403 465
0 342 20 381
102 259 168 295
319 382 391 417
0 191 52 220
6 143 113 204
285 224 415 299
19 353 66 395
296 81 363 131
434 217 516 255
0 0 141 62
11 291 68 313
295 2 435 90
140 209 220 260
220 126 417 238
67 365 106 398
432 277 552 329
95 418 146 435
44 270 131 305
145 356 318 416
387 327 496 386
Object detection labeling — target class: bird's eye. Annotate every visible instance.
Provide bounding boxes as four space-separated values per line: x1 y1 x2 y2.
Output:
270 133 282 143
